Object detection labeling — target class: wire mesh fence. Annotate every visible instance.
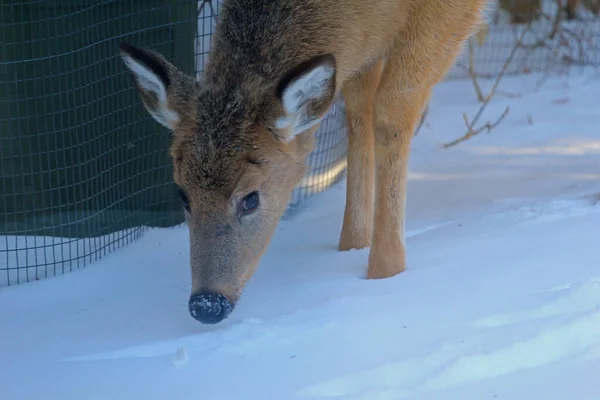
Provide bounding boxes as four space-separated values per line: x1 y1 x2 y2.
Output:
449 0 600 80
2 0 599 287
2 0 198 285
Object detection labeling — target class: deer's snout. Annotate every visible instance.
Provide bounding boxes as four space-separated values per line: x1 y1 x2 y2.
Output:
188 291 234 324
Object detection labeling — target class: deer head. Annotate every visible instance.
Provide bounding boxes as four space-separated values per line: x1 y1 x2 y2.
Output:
118 43 337 324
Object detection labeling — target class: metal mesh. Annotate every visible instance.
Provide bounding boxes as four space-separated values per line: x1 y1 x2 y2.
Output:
449 0 600 79
1 0 199 286
2 0 599 286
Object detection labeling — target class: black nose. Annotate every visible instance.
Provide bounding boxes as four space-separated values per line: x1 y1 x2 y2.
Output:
188 291 233 324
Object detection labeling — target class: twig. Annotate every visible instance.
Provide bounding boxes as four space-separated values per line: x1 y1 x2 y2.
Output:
443 25 531 149
414 103 429 136
517 9 563 50
518 2 598 70
443 107 510 148
468 38 486 102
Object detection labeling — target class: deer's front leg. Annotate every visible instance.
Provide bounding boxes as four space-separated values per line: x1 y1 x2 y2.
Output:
367 85 431 279
338 60 383 252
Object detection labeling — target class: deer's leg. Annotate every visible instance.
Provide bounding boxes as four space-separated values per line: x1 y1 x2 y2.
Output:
367 1 486 279
339 60 384 251
368 84 430 279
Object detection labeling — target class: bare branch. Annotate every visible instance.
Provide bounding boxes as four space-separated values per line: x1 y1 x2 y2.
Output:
468 38 486 102
443 25 531 149
414 103 429 136
443 106 510 148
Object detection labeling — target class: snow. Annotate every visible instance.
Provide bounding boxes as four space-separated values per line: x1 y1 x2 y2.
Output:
2 70 600 400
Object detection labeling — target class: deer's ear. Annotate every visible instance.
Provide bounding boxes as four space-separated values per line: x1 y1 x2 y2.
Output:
274 54 337 143
119 42 182 130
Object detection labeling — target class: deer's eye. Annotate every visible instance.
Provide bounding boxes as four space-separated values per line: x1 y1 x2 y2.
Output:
239 191 259 216
178 188 190 211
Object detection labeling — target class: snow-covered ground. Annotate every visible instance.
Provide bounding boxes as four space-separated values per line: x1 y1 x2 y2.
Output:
2 71 600 400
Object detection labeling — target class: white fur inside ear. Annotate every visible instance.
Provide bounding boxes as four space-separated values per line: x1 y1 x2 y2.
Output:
274 116 294 130
274 111 325 143
281 64 335 115
275 63 334 142
122 54 168 103
121 53 179 129
147 106 180 130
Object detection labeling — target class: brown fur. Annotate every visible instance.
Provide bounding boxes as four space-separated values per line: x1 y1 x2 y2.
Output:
120 0 489 322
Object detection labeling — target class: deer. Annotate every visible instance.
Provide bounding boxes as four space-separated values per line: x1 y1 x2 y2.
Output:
119 0 489 325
